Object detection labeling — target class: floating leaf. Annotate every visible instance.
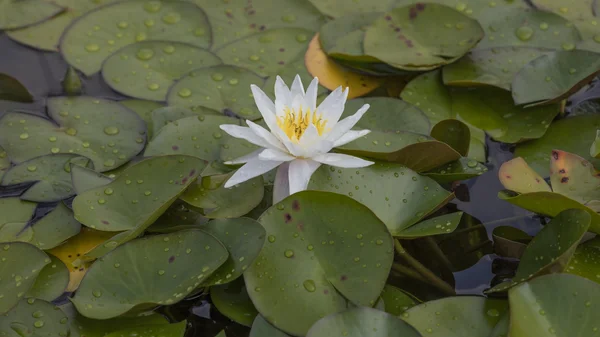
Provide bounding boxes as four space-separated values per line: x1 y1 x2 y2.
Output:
309 163 453 235
430 119 470 156
103 41 221 101
168 65 264 120
379 284 419 315
306 306 422 337
0 97 147 172
422 158 488 184
530 0 598 39
150 106 219 137
120 99 164 136
492 226 532 259
249 316 290 337
71 230 228 319
0 242 49 314
211 278 258 327
508 273 600 337
566 237 600 284
105 322 187 337
0 147 9 181
363 4 483 70
397 212 463 238
0 73 33 103
66 307 169 337
550 150 600 203
402 296 508 337
319 12 382 62
70 165 112 195
0 298 69 337
26 255 69 302
498 157 551 194
0 0 63 30
245 191 394 335
0 197 35 227
307 0 394 18
512 50 600 106
1 154 89 202
60 0 212 75
305 34 384 98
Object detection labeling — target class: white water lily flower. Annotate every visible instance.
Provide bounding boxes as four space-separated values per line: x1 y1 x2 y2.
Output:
219 75 374 202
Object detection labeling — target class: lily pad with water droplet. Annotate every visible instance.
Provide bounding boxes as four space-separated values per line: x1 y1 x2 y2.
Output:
72 229 227 319
487 208 590 293
512 50 600 107
0 197 35 227
167 65 264 119
0 242 50 314
60 0 212 76
422 158 488 184
150 106 220 138
530 0 598 40
249 315 290 337
318 12 383 62
245 191 394 335
120 99 164 138
0 0 64 30
70 164 112 195
508 273 600 337
565 237 600 284
492 226 532 259
1 154 90 202
307 0 394 18
211 278 258 327
396 212 463 238
363 4 484 71
104 321 187 337
430 119 470 156
514 115 600 176
550 150 600 203
309 163 453 235
0 73 33 103
306 306 421 337
498 157 552 194
379 284 419 316
103 41 221 101
0 298 69 337
26 255 69 302
0 97 147 172
402 296 508 337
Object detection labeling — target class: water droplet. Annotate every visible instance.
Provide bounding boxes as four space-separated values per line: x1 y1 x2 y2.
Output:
162 12 181 24
467 160 478 168
376 239 384 245
211 73 224 81
136 32 147 42
515 26 534 41
249 55 260 61
32 311 43 318
281 14 296 22
144 190 152 196
144 1 162 12
229 78 239 85
103 159 115 167
284 250 294 258
539 22 549 30
147 83 160 91
65 128 77 136
487 309 500 317
295 34 307 42
303 279 316 292
85 44 100 52
136 48 154 60
51 147 60 154
19 133 29 140
569 68 577 74
158 270 165 275
27 165 37 172
92 290 102 297
562 43 575 51
33 321 44 328
178 88 192 97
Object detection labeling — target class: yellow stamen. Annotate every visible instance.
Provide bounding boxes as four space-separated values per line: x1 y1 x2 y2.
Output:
276 106 327 142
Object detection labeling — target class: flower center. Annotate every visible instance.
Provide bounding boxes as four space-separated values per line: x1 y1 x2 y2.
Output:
276 106 327 142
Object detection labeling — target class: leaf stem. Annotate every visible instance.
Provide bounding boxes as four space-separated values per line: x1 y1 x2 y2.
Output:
422 237 455 271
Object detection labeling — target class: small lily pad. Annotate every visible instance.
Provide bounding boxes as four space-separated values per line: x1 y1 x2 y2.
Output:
70 164 112 195
210 278 258 327
492 226 532 259
0 73 33 103
430 119 470 156
103 41 221 101
26 255 69 302
0 0 63 30
512 50 600 106
498 157 551 194
396 212 463 238
245 191 394 335
0 242 50 314
380 284 419 315
167 65 264 120
0 298 69 337
249 316 290 337
550 150 600 203
71 230 228 319
422 158 488 184
60 0 212 75
363 4 484 70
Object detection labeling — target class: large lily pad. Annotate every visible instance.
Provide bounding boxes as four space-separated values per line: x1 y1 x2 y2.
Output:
549 150 600 203
102 41 221 101
422 158 488 184
60 0 212 76
0 298 69 337
167 65 264 120
307 306 422 337
0 242 50 314
0 97 147 172
249 315 290 337
402 296 508 337
150 106 220 137
0 0 63 30
66 307 169 337
343 97 430 135
244 191 394 335
363 4 483 70
508 273 600 337
120 99 164 136
512 50 600 106
26 255 69 302
0 73 33 103
514 114 600 176
380 284 419 315
71 230 228 319
309 163 453 235
566 237 600 284
210 278 258 327
319 12 383 62
70 164 112 195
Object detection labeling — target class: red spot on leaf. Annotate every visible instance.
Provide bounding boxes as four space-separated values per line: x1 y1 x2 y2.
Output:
101 220 109 225
385 15 392 21
409 8 417 19
182 177 188 184
323 289 329 294
416 3 426 10
297 222 304 231
559 169 566 174
278 61 285 65
189 169 196 177
292 200 300 211
561 177 569 183
172 145 179 151
169 256 175 263
552 151 559 160
505 175 511 179
279 48 285 52
284 213 292 223
340 275 348 281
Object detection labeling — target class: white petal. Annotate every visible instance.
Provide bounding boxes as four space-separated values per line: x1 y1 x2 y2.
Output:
224 149 262 165
317 86 348 125
325 104 370 143
298 123 320 145
220 124 272 149
224 158 283 188
333 129 371 148
274 76 291 116
245 120 287 152
288 159 322 195
251 85 278 128
259 148 296 162
312 153 374 168
290 74 305 98
305 77 319 111
273 162 290 204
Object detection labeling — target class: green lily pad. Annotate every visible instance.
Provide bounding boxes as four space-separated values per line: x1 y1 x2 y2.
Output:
0 147 9 181
72 230 228 319
70 164 112 195
150 106 219 137
402 296 508 337
498 157 552 194
0 97 147 172
1 154 89 202
26 255 69 302
0 73 33 103
199 218 265 286
216 28 312 77
442 47 551 90
309 163 453 235
396 212 463 238
488 208 590 293
566 237 600 284
380 284 419 315
0 242 50 314
0 298 69 337
530 0 598 39
73 155 205 232
167 65 264 120
181 172 264 219
120 99 164 137
0 197 35 227
103 41 222 101
514 115 600 176
363 4 483 70
508 273 600 337
512 50 600 107
62 66 83 96
307 0 394 18
66 307 169 337
422 158 488 184
105 321 187 337
550 150 600 203
492 226 532 259
430 119 470 156
452 87 560 143
0 0 63 30
344 97 431 134
591 130 600 158
318 12 382 62
60 0 212 76
307 306 422 337
245 191 394 335
211 278 258 327
249 316 290 337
